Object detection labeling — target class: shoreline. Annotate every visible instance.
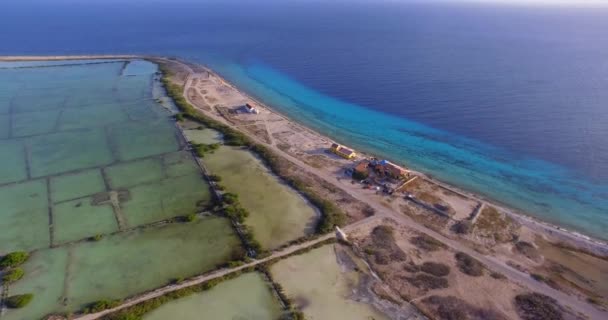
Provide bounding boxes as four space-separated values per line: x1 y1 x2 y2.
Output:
2 54 606 252
175 58 608 252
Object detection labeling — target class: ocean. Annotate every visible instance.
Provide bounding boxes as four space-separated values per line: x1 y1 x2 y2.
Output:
2 0 607 239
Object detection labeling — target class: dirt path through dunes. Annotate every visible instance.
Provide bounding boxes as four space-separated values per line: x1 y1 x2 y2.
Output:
171 62 607 320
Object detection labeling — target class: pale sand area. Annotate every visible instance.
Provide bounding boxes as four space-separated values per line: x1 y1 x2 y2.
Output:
164 57 608 314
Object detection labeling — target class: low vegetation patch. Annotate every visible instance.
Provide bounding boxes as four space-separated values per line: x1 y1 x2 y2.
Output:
420 262 450 277
474 206 517 242
5 294 33 309
0 251 29 269
208 174 222 182
490 272 507 280
422 295 506 320
410 234 446 252
405 274 449 290
192 142 220 158
514 293 564 320
2 267 25 283
84 299 121 314
514 241 541 261
451 220 472 235
366 226 407 265
371 225 395 246
90 234 104 242
454 252 484 277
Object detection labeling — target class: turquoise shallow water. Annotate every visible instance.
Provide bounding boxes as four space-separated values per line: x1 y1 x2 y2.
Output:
208 61 608 240
1 0 607 239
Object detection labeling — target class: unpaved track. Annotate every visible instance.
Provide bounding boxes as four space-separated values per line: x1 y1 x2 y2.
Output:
174 62 607 320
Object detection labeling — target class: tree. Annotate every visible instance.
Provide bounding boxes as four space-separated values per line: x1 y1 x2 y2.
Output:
2 268 25 283
5 294 33 308
0 252 29 269
352 170 369 180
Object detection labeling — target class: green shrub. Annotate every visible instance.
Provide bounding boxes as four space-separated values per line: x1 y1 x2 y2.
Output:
208 174 222 182
84 299 121 314
2 267 25 283
5 294 33 308
224 204 249 223
91 234 104 242
352 170 369 180
170 277 184 285
0 251 29 269
192 143 220 157
175 113 185 122
222 193 239 205
531 273 545 282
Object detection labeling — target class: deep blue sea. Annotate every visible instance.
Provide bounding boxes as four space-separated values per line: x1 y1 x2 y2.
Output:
2 0 607 239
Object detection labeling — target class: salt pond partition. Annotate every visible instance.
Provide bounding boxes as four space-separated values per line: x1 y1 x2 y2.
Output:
0 60 240 319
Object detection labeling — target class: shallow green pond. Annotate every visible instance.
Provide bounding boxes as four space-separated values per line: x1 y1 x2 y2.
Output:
143 272 284 320
3 216 241 320
270 245 389 320
203 145 318 250
1 60 237 319
0 59 213 252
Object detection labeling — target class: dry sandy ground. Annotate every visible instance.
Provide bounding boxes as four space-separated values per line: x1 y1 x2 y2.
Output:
349 220 588 320
155 57 608 316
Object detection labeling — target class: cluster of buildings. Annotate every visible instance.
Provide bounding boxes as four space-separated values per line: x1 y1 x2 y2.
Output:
329 142 408 180
355 158 409 180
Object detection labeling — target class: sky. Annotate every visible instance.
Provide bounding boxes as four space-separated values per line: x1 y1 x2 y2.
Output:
6 0 608 5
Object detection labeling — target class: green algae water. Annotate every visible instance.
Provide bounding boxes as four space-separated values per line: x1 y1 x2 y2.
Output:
143 272 283 320
184 125 318 250
5 217 241 320
0 60 239 319
0 59 213 251
270 245 389 320
203 147 318 249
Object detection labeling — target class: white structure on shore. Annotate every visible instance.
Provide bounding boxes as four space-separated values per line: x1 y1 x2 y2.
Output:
245 103 259 114
335 226 348 242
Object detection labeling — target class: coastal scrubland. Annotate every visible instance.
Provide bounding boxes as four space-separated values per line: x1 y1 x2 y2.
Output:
350 222 591 320
2 56 607 320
